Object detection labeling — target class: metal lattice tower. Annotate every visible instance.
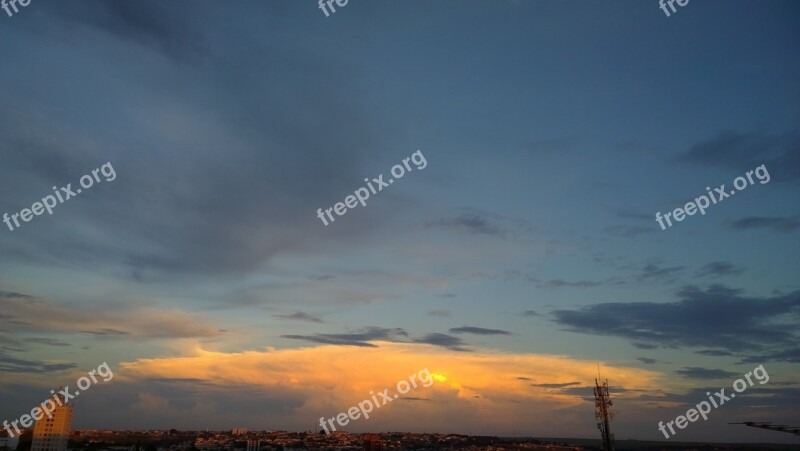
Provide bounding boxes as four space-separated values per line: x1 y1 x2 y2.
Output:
594 373 615 451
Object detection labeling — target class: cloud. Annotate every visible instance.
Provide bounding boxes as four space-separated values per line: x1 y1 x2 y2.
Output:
0 2 391 280
675 129 800 183
636 264 685 283
413 333 473 352
533 279 602 289
696 349 734 357
609 207 653 221
519 310 543 317
274 312 323 323
730 215 800 233
531 381 581 389
47 1 210 63
103 342 660 434
449 326 511 336
551 284 800 362
282 327 408 348
0 295 223 340
739 348 800 364
695 261 747 278
0 351 77 373
632 343 659 349
427 310 451 317
637 357 657 365
80 328 131 336
0 291 32 299
675 367 739 380
27 337 72 347
429 213 506 237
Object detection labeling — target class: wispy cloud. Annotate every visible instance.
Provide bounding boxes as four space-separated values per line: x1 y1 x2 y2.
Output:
730 215 800 233
427 310 451 317
531 381 581 389
274 312 323 323
429 213 506 237
636 264 685 283
695 261 747 278
675 367 738 380
413 333 472 352
675 129 800 183
449 326 511 336
282 327 408 348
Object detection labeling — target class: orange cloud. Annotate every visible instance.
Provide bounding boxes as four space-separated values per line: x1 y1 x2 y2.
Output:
119 342 663 435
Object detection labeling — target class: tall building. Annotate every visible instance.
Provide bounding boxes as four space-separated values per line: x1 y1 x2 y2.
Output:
30 392 73 451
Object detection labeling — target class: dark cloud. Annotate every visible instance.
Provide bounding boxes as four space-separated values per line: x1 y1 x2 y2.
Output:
636 264 685 283
695 261 747 278
533 279 602 288
427 310 451 317
435 293 457 298
516 377 533 381
730 215 800 233
609 207 652 221
47 0 209 63
551 284 800 362
282 327 408 348
0 352 77 373
412 333 472 352
675 367 738 380
519 310 542 317
637 357 657 364
0 291 32 299
274 312 323 323
696 349 734 357
638 386 799 414
449 326 511 335
0 1 389 280
675 129 800 183
429 213 506 237
531 381 581 389
633 343 659 349
739 348 800 364
27 337 71 347
80 328 131 336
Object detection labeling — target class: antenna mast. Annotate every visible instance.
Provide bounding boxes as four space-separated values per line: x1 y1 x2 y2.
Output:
594 367 615 451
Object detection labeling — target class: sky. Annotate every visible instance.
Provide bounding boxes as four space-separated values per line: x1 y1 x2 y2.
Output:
0 0 799 444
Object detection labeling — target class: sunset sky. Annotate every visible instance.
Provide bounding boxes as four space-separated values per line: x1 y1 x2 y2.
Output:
1 0 799 444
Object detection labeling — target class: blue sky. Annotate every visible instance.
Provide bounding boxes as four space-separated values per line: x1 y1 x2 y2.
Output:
1 0 798 444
